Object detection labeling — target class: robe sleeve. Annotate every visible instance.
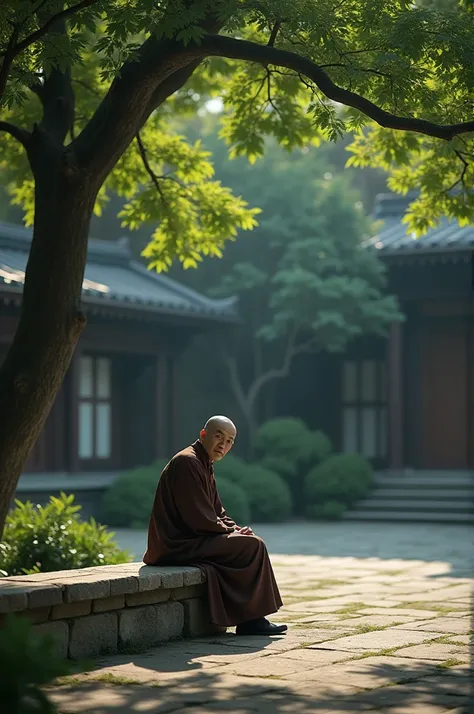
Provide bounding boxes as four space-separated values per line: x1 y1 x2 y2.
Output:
213 485 238 529
170 456 234 536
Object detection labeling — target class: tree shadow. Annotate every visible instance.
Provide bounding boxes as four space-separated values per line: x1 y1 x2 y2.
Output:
50 639 471 714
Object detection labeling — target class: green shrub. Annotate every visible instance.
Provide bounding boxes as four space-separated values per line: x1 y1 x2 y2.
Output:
102 459 168 528
239 465 293 523
213 454 249 485
304 453 373 520
306 500 347 521
214 477 251 525
0 493 130 576
254 418 332 513
0 615 73 713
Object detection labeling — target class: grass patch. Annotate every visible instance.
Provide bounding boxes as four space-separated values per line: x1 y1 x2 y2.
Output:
395 602 457 615
351 621 405 634
436 658 465 669
51 672 144 688
433 635 466 646
312 579 348 588
52 676 88 688
91 673 143 686
334 602 366 615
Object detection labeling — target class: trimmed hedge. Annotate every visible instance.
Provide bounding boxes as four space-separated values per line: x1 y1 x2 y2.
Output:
102 460 167 528
214 457 293 523
254 417 332 513
304 453 373 520
214 477 251 525
238 465 293 523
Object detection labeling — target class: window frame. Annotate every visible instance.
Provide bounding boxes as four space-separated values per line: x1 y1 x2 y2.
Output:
341 358 388 467
77 354 117 468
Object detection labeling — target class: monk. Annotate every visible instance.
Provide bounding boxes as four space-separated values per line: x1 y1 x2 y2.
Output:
143 415 287 636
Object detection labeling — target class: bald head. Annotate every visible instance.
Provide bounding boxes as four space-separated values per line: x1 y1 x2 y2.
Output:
200 415 237 462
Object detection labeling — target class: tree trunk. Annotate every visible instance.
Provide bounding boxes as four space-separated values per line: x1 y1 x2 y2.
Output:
0 144 96 536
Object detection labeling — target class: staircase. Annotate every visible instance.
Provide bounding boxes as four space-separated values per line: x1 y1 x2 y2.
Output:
344 470 474 523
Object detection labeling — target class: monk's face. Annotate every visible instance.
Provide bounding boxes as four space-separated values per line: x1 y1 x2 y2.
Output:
201 423 236 462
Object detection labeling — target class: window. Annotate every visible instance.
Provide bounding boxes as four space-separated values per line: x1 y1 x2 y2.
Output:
78 356 112 460
341 360 387 460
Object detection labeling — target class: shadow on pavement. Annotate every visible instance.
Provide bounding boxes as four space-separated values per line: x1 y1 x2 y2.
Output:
50 641 471 714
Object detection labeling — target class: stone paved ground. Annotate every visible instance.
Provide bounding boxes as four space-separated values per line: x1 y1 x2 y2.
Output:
49 523 473 714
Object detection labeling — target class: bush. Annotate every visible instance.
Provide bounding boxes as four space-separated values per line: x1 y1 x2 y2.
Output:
254 418 332 513
306 500 347 521
213 454 249 485
304 453 373 520
214 477 251 525
102 459 168 528
0 493 130 577
0 615 73 713
238 465 293 523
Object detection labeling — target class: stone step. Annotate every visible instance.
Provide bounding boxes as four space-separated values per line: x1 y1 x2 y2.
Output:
356 498 474 512
370 488 474 500
373 476 473 488
343 509 474 523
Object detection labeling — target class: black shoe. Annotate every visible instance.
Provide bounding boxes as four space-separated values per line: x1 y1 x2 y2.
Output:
235 617 288 636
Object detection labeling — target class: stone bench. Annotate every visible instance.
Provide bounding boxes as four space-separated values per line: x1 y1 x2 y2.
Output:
0 563 223 659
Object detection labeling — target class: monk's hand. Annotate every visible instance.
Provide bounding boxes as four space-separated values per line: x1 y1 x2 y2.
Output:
235 525 254 535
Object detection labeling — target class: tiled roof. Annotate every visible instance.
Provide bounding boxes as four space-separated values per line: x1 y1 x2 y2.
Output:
0 222 237 321
364 193 474 256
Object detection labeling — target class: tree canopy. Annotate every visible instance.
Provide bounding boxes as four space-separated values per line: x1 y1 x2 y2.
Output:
1 0 474 259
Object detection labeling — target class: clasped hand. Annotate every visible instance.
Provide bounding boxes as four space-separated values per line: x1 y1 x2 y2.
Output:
234 525 254 535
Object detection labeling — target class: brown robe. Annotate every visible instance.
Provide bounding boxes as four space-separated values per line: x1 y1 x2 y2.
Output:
143 441 283 627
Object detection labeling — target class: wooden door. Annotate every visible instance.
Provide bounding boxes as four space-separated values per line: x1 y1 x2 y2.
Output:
420 321 468 469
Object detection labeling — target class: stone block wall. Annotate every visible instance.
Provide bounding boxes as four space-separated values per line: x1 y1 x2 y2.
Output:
0 563 224 659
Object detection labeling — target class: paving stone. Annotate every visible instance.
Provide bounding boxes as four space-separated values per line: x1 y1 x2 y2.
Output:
0 584 28 613
118 602 184 650
137 566 184 591
93 595 125 613
358 607 441 618
125 588 171 607
24 606 51 624
313 627 439 651
172 584 207 600
394 642 469 661
51 600 92 619
69 612 118 659
33 621 68 659
285 654 438 687
181 567 205 586
337 614 420 628
63 577 110 603
393 617 470 635
109 576 139 596
182 597 226 637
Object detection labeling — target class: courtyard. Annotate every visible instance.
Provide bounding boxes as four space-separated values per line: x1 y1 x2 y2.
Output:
48 522 472 714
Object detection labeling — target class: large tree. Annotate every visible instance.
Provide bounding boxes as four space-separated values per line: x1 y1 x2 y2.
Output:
0 0 474 534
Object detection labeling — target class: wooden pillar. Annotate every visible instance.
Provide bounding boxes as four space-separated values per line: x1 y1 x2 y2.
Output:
169 353 180 456
154 354 167 460
387 321 404 470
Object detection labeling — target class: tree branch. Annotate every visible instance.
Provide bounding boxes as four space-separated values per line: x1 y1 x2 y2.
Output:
135 132 167 203
246 328 298 410
222 349 251 418
0 0 98 105
267 21 282 47
198 34 474 141
0 120 31 148
9 0 99 57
